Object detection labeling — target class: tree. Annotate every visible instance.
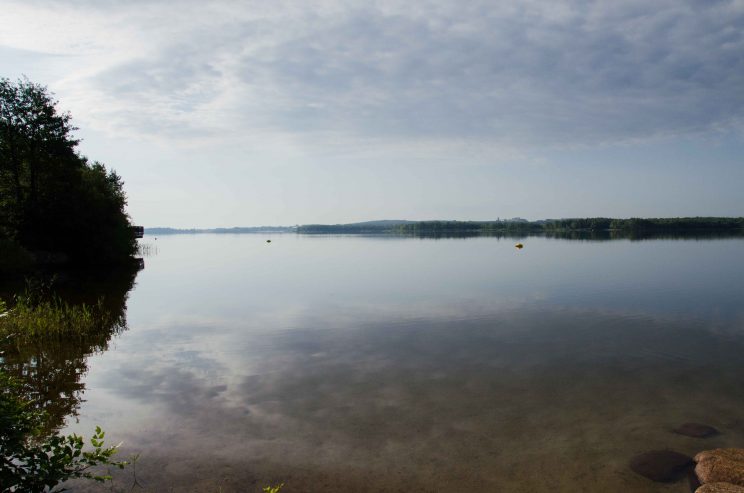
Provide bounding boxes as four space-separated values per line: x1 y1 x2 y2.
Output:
0 77 136 264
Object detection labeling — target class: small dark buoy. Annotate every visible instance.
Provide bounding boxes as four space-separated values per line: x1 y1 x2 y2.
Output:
515 243 524 249
266 239 271 243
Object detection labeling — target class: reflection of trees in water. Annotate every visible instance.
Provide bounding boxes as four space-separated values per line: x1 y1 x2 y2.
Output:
0 265 139 435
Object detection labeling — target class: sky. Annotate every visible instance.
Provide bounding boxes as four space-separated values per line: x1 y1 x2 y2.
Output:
1 0 743 227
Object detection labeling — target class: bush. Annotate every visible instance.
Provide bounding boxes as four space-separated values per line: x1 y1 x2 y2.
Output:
0 370 127 492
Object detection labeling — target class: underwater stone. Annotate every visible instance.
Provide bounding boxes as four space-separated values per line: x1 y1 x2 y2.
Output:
675 423 720 438
695 449 744 486
630 450 693 482
696 482 744 492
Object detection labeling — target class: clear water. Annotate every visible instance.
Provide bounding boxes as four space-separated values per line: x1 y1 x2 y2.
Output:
57 235 744 491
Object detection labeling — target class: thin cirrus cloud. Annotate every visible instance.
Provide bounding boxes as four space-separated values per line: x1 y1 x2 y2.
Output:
3 0 743 149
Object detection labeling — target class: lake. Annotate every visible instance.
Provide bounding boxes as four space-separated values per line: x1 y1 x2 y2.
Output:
22 234 744 491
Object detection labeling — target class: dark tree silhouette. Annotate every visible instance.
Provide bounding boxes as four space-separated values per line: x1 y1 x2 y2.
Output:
0 77 136 264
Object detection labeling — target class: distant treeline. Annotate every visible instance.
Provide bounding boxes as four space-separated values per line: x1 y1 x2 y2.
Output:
296 223 408 234
542 217 744 232
296 217 744 235
150 218 744 237
145 226 295 235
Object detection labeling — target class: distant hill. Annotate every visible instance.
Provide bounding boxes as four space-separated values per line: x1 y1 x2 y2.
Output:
342 220 416 227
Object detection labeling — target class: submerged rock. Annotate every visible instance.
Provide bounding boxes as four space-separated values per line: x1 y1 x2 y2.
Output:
695 449 744 486
696 483 744 493
630 450 694 482
675 423 720 438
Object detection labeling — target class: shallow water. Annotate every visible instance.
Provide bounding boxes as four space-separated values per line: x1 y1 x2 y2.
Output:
40 235 744 491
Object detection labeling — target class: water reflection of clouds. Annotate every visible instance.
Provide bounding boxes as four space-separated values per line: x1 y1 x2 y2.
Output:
118 364 228 416
102 301 744 418
65 236 744 491
72 304 744 491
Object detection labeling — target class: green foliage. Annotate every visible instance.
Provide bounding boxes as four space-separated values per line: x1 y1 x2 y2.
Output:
0 77 136 267
1 371 127 492
263 484 284 493
0 371 37 452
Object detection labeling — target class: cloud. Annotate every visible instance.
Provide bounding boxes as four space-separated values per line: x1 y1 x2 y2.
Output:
3 0 744 150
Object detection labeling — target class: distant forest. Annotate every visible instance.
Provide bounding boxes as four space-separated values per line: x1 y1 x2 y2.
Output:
145 218 744 238
296 217 744 235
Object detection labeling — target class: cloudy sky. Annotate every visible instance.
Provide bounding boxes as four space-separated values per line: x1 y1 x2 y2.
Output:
2 0 743 226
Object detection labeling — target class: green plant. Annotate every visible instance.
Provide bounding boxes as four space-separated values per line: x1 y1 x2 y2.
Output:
263 484 284 493
1 371 127 492
0 289 122 347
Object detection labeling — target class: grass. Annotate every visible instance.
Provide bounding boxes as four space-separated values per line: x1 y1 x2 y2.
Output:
0 295 122 347
0 278 125 358
137 242 158 256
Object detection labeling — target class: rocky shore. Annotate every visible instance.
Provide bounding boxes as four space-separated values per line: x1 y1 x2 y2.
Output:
694 449 744 492
630 423 744 492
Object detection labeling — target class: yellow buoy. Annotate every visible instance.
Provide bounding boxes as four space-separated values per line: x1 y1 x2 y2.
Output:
515 243 524 249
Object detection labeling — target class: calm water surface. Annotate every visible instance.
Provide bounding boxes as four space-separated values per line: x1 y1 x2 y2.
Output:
60 235 744 492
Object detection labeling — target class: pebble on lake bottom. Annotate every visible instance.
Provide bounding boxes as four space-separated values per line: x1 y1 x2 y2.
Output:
674 423 720 438
629 450 694 482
